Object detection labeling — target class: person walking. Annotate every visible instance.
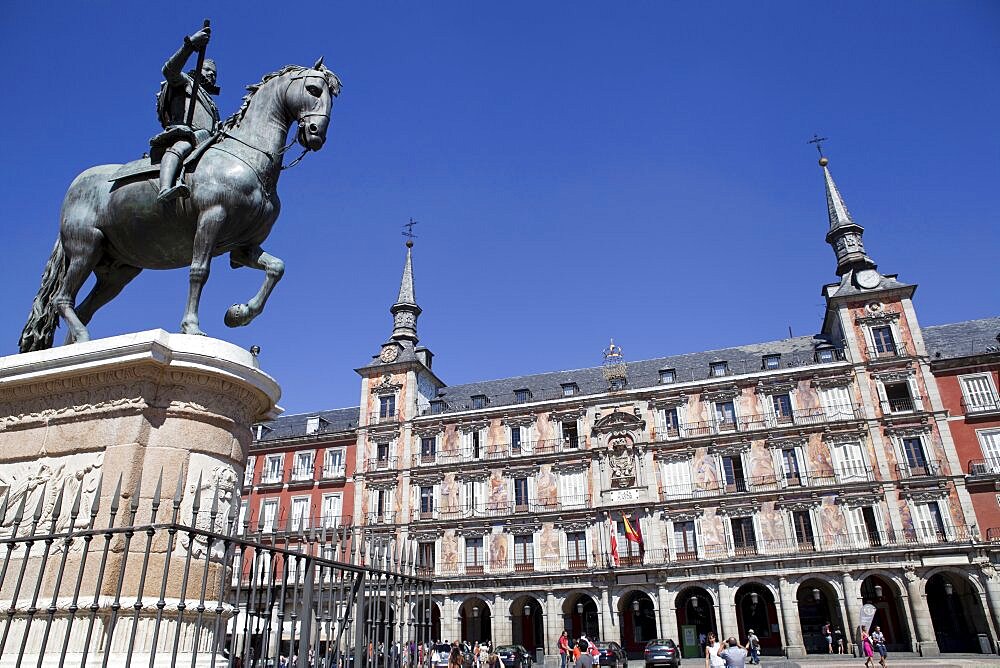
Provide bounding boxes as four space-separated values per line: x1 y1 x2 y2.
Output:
834 627 845 654
823 621 833 654
575 640 595 668
870 626 888 667
745 629 760 665
860 626 875 668
719 637 748 668
559 631 570 668
705 631 725 668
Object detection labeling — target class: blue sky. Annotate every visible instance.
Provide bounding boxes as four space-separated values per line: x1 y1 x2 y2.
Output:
1 2 997 414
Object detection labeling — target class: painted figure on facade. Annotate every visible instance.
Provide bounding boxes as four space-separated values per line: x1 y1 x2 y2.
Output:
18 24 341 353
151 25 221 203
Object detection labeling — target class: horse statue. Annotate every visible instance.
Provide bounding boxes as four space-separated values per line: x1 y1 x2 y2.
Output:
18 58 341 353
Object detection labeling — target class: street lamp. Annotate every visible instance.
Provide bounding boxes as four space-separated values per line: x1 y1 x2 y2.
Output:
944 582 954 596
812 588 820 602
690 596 699 609
873 585 883 599
750 592 759 605
632 600 641 612
472 606 480 618
577 602 584 614
524 605 531 616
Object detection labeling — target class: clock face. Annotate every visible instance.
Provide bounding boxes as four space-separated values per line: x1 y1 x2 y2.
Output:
855 269 881 289
380 345 399 363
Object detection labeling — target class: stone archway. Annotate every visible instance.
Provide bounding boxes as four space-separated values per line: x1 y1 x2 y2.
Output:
734 583 780 655
927 571 992 653
416 600 442 642
511 595 545 653
860 575 909 651
675 587 717 659
460 597 492 643
563 593 601 641
796 579 845 654
618 590 658 655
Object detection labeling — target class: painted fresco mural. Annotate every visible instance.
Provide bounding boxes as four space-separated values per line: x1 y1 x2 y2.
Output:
535 412 554 445
806 433 834 477
488 418 505 457
538 522 561 570
442 473 460 514
536 464 558 507
747 442 775 481
490 530 508 570
692 447 718 492
701 509 726 557
897 499 916 540
685 394 706 426
441 529 460 573
758 501 786 547
819 496 847 536
442 425 459 456
796 379 823 413
487 470 509 511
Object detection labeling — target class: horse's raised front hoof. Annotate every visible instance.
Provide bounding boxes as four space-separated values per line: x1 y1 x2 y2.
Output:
224 303 253 328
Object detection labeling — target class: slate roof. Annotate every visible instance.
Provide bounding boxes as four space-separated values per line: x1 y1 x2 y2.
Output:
923 317 1000 360
433 333 837 413
256 406 359 443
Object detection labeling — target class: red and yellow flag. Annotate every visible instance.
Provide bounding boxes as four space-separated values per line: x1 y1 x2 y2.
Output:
623 513 644 546
609 518 620 566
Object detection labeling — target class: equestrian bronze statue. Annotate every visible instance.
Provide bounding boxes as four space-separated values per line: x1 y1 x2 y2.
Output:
18 25 342 353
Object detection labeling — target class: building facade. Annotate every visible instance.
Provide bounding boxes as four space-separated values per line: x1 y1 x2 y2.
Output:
247 157 1000 659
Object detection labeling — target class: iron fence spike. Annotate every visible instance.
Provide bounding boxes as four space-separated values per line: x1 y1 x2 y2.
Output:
69 472 85 519
32 481 48 521
49 480 67 529
89 471 104 517
210 482 220 518
192 471 204 514
152 469 164 507
173 468 185 506
130 472 142 511
0 489 9 525
110 473 124 513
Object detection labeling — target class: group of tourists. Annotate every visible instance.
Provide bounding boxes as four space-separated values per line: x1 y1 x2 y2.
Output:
860 626 889 667
703 631 759 668
557 630 602 668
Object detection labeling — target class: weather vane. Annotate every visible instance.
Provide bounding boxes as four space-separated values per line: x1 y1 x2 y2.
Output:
402 218 418 246
808 134 828 158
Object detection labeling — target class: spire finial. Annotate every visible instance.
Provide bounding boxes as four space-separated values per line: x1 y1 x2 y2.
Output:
403 218 417 248
389 221 422 343
808 134 829 166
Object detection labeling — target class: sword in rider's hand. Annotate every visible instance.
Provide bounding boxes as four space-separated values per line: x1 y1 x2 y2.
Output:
184 18 211 128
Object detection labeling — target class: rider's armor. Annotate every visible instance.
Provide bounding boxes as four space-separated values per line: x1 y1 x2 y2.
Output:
149 35 220 203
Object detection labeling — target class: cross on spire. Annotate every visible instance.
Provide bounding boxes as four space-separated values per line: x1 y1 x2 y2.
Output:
808 134 829 158
402 218 418 247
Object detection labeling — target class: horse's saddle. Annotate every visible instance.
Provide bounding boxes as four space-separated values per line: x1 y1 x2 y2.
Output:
107 131 219 183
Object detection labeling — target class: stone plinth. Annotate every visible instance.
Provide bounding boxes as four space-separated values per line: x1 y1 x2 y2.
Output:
0 330 280 667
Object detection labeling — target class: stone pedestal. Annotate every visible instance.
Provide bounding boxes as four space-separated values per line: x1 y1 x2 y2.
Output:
0 330 280 667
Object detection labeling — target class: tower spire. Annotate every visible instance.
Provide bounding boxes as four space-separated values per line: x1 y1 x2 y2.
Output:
816 152 878 282
389 238 421 343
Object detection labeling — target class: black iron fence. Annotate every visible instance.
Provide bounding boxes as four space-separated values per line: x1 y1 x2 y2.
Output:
0 472 431 668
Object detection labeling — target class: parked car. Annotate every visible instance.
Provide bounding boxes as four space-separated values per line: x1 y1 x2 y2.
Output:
643 639 680 668
496 645 533 668
594 642 627 668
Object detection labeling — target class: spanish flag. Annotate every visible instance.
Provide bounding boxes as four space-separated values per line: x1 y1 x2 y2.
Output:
623 513 644 548
609 518 620 566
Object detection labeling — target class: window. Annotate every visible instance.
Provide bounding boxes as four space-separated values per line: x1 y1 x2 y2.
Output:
419 486 435 516
820 385 854 421
831 440 867 482
979 430 1000 472
615 520 642 562
306 416 320 435
730 517 757 555
609 377 627 391
560 471 587 508
514 389 531 404
239 500 249 530
464 480 486 513
846 506 882 547
292 451 314 480
871 326 897 356
710 361 729 378
321 494 342 528
817 348 834 363
901 437 929 474
562 421 580 449
660 407 681 438
659 368 676 384
714 400 737 431
660 460 692 498
245 456 256 486
262 454 283 484
561 383 579 397
961 374 999 412
323 448 345 478
376 441 390 465
514 477 529 510
420 436 437 461
430 400 445 415
771 394 793 424
514 535 534 570
792 511 815 550
471 395 487 410
673 521 697 559
465 537 484 573
762 354 781 370
883 381 915 413
721 455 746 492
781 448 801 483
253 424 265 440
379 395 396 419
566 531 587 568
914 501 948 542
467 430 483 459
290 497 310 531
510 426 523 453
418 542 435 573
260 499 278 533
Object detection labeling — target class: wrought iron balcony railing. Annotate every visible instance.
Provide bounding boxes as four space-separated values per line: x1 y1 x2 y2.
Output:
882 396 922 414
968 459 1000 476
894 459 945 479
867 342 910 361
962 396 1000 416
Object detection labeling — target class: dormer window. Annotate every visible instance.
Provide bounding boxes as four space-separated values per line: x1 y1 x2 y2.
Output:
710 361 729 378
430 400 445 415
815 347 835 363
514 389 531 404
609 377 627 391
762 354 781 371
471 395 487 410
305 416 320 435
561 383 579 397
659 368 676 384
253 424 270 441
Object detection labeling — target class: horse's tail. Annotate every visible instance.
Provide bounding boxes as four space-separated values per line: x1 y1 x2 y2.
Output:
18 237 67 353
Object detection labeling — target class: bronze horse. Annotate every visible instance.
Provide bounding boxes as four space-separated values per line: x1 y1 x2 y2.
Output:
19 59 341 353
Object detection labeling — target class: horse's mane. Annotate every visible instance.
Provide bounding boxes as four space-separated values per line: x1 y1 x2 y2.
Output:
222 64 343 130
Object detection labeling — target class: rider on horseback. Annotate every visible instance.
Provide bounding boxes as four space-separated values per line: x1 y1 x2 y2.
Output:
150 26 220 203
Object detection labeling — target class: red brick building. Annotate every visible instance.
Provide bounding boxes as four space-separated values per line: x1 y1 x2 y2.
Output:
927 322 1000 536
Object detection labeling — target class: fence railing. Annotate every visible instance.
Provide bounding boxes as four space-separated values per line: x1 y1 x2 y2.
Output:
962 396 1000 415
969 459 1000 476
894 460 946 479
0 472 431 668
867 342 910 361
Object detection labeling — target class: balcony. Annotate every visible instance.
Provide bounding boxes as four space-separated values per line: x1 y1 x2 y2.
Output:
365 512 396 525
968 459 1000 476
567 558 588 571
962 396 1000 417
987 527 1000 542
882 396 922 414
655 406 862 443
366 456 398 472
669 465 875 501
514 559 534 573
320 466 346 481
867 342 910 361
369 411 397 425
895 459 945 479
288 466 315 485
